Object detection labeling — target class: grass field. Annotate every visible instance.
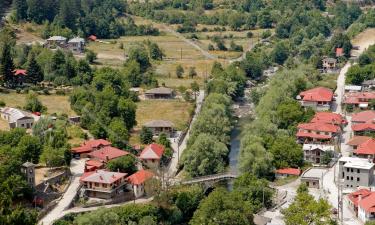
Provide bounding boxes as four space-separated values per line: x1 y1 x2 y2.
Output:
67 125 86 146
129 99 194 145
0 93 75 115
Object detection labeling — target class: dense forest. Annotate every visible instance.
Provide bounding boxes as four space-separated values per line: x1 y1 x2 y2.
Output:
11 0 159 38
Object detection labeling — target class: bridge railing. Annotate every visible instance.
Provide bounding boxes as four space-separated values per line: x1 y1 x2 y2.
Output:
180 172 238 185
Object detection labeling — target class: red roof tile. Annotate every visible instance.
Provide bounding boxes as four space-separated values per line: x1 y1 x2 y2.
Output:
344 92 375 104
14 69 27 76
139 143 165 160
336 48 344 57
347 136 372 146
355 139 375 155
85 160 104 168
275 168 301 176
71 145 92 153
89 146 129 162
352 123 375 132
359 192 375 213
84 139 111 148
299 87 333 102
352 111 375 123
88 35 97 41
297 122 340 133
310 112 345 125
127 170 154 185
348 189 372 207
296 131 332 139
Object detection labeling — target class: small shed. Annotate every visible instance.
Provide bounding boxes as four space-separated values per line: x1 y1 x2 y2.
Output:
69 116 81 125
301 168 326 189
145 87 174 99
345 85 362 92
46 36 67 48
322 57 337 70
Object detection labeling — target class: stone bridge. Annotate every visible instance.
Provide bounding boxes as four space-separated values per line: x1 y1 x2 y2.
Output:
179 172 238 186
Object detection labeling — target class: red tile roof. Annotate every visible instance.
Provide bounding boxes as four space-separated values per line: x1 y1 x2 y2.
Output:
352 123 375 132
275 168 301 176
71 139 111 154
14 69 27 76
359 192 375 213
348 189 372 207
89 146 129 162
80 170 127 184
310 112 345 125
88 35 97 41
347 136 372 146
344 92 375 104
355 139 375 155
296 131 332 139
85 160 104 168
127 170 154 185
297 122 340 133
299 87 333 102
84 139 111 148
352 111 375 123
139 143 165 160
336 48 344 57
71 145 92 153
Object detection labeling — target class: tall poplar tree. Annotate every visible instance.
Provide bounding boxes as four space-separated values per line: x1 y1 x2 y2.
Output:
26 53 43 84
0 43 15 87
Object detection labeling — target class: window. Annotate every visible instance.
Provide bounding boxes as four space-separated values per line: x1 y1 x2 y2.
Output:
103 184 107 188
313 182 316 186
351 168 354 172
351 176 353 180
357 169 360 173
347 168 349 172
95 183 99 187
346 176 349 180
357 177 360 182
342 172 344 178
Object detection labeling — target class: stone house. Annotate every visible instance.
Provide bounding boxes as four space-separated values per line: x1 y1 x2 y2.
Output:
297 87 334 111
126 170 154 198
144 120 175 137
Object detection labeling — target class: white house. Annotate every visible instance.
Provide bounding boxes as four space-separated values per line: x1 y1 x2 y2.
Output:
0 107 38 129
126 170 154 198
68 37 85 53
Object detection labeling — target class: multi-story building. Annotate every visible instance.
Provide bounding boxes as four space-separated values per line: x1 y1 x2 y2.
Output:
80 170 127 199
296 122 340 144
338 157 374 188
303 144 335 164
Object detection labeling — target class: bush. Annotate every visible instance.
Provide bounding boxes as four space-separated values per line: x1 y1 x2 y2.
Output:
55 90 66 95
208 44 214 51
16 88 21 93
0 100 6 107
246 32 253 38
43 89 50 95
261 30 272 39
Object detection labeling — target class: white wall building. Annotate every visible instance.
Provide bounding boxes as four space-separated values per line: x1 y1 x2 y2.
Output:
0 107 38 129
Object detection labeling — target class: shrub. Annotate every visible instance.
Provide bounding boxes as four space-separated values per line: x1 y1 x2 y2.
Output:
0 100 6 107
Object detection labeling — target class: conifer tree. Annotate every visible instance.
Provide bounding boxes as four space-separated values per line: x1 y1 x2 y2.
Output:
0 43 15 87
26 53 43 84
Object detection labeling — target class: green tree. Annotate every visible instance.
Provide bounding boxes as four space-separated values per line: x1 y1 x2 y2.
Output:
176 64 184 78
190 188 254 225
191 81 199 99
188 66 197 78
0 43 15 87
269 136 303 169
149 42 164 60
16 135 42 164
12 0 28 21
107 155 136 174
272 42 289 65
24 93 45 112
108 118 129 149
183 133 228 177
26 52 44 84
85 50 97 64
275 99 304 129
128 45 151 72
282 185 334 225
140 126 153 144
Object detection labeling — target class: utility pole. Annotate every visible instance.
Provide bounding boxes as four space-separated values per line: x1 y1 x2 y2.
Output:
180 48 182 60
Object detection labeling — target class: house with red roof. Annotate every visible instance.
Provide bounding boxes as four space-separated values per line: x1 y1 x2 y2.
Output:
88 146 129 163
352 111 375 124
352 123 375 136
336 48 344 57
88 35 97 41
139 143 165 168
80 169 127 199
347 136 372 152
126 170 154 198
71 139 111 158
84 160 104 172
347 189 372 216
344 92 375 109
275 168 301 178
354 139 375 161
358 191 375 222
296 122 340 144
310 112 347 127
297 87 334 111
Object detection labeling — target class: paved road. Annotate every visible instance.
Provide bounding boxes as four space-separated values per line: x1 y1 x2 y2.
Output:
39 159 86 225
167 90 205 178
